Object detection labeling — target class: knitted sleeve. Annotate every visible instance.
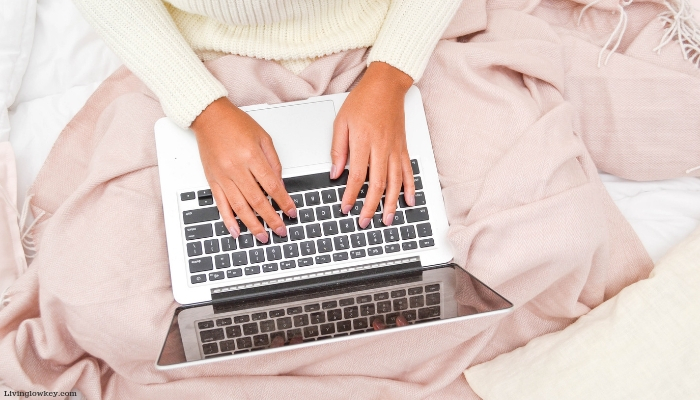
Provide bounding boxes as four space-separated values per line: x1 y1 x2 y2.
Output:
366 0 463 82
72 0 228 128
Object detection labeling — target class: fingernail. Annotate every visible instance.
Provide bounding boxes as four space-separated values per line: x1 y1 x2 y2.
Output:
406 194 415 207
270 335 285 348
274 226 287 237
396 315 409 327
330 165 338 179
228 225 240 239
256 232 269 243
359 217 370 229
286 207 297 219
289 336 303 345
384 213 394 226
372 319 386 330
341 204 352 214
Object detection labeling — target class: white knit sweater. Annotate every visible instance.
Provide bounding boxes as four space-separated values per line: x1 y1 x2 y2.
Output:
73 0 462 128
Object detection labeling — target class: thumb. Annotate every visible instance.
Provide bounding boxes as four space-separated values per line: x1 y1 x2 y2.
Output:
330 116 349 179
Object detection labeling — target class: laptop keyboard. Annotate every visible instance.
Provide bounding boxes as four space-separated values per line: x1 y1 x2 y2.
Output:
180 159 435 285
195 281 443 358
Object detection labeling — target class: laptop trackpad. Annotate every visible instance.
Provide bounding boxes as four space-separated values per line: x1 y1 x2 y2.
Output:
246 100 336 170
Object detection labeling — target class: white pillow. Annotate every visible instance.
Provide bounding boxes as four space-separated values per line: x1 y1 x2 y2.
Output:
0 0 36 142
464 225 700 400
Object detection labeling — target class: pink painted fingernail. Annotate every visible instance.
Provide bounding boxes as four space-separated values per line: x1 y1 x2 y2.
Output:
274 226 287 237
330 165 338 179
342 204 352 214
256 232 269 243
396 315 409 327
372 318 386 330
270 335 285 348
359 217 370 229
228 225 240 239
384 213 394 226
286 207 297 219
406 194 415 207
289 336 303 345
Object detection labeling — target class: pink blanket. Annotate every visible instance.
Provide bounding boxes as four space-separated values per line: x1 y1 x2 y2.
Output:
1 0 699 398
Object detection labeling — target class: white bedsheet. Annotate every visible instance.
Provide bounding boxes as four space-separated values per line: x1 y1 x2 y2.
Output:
6 0 700 264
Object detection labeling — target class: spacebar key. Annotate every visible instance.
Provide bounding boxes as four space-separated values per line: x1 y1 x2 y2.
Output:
283 169 349 193
405 207 429 223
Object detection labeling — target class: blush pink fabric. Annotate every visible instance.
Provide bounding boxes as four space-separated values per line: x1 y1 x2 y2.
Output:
1 0 699 398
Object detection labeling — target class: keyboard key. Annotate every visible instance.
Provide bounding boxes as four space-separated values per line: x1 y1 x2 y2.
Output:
306 223 322 238
416 223 432 237
226 325 242 338
398 194 408 208
321 189 337 203
282 214 299 225
357 184 369 199
339 298 354 306
405 207 429 223
368 246 383 256
353 318 369 330
300 241 316 256
290 194 304 208
402 241 418 251
299 209 315 223
181 192 195 201
374 292 389 301
350 249 366 259
221 237 237 251
304 325 319 337
336 320 352 332
199 196 214 206
332 204 344 218
356 295 372 304
236 337 253 349
277 317 293 330
198 320 215 329
234 315 250 324
322 301 338 309
202 342 218 355
400 225 417 240
315 254 331 264
338 218 355 233
333 236 350 251
282 243 299 258
242 322 259 335
426 293 440 306
403 310 417 321
280 260 296 270
204 239 220 254
393 298 409 311
385 244 400 253
410 159 419 174
227 268 242 278
189 257 213 273
372 215 387 229
320 323 335 335
350 233 367 248
209 271 224 281
269 309 285 318
419 238 435 248
200 328 225 343
298 257 313 267
272 230 288 243
187 242 203 257
262 263 278 272
287 306 303 315
386 313 400 325
418 306 441 319
289 226 305 241
305 192 321 206
238 234 255 249
360 304 375 316
253 334 270 347
252 312 267 321
377 301 391 313
350 201 363 216
333 252 349 262
413 176 423 190
185 224 214 241
191 274 206 284
197 189 212 198
259 320 276 333
414 191 426 206
383 228 400 242
322 221 339 236
244 265 261 275
391 211 405 225
317 238 333 253
293 314 309 327
344 306 359 318
410 296 424 308
316 206 332 220
249 248 265 264
236 219 248 233
271 199 281 211
391 289 407 298
182 206 220 225
426 284 440 293
367 231 383 245
266 246 282 261
219 339 235 352
408 286 423 295
304 303 321 312
310 312 326 324
214 221 229 236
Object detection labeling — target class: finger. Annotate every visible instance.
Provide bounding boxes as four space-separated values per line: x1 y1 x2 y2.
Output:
359 148 388 229
382 153 403 226
270 334 285 348
341 133 370 215
400 150 416 207
372 318 387 330
210 182 240 238
330 117 349 180
288 335 303 345
258 135 297 219
396 315 409 327
222 175 269 243
259 134 283 179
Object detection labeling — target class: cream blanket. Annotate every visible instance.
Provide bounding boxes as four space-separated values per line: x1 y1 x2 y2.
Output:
1 0 699 398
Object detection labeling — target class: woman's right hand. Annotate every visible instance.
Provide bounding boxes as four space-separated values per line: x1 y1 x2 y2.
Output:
191 97 297 243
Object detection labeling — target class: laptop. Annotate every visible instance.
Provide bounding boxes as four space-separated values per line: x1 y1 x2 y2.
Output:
153 87 512 368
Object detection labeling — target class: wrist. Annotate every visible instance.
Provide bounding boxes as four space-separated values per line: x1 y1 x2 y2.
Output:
365 62 413 94
191 96 231 134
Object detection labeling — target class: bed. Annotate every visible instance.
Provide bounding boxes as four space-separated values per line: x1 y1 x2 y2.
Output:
1 0 700 398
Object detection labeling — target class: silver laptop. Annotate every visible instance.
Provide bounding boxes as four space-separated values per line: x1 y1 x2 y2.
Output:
153 87 512 369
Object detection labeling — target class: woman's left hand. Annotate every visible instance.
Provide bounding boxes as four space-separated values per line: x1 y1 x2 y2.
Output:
331 61 417 229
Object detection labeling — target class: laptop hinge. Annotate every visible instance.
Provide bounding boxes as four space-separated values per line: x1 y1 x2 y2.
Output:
210 256 422 304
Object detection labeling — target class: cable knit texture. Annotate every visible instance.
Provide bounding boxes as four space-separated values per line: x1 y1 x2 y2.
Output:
72 0 461 128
